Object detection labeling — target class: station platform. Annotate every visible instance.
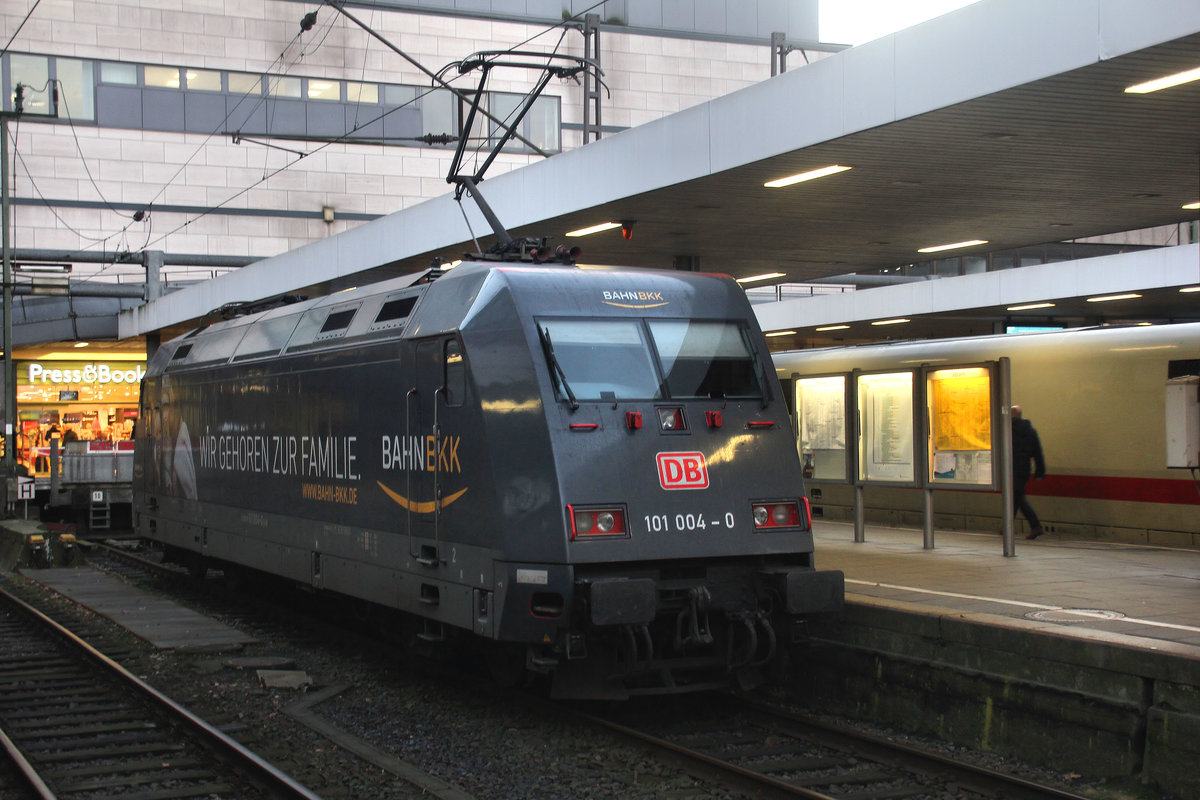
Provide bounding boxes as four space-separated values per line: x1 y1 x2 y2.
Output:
812 520 1200 656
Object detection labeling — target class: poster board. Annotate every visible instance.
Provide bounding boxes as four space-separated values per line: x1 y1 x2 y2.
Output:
795 375 848 481
927 366 995 486
857 371 915 483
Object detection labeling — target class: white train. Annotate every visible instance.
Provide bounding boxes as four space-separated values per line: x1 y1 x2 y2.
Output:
772 323 1200 547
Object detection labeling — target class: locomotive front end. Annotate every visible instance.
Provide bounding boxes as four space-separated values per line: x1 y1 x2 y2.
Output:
491 267 844 697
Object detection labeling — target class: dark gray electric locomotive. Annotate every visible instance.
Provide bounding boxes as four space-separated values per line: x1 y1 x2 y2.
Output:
134 261 843 697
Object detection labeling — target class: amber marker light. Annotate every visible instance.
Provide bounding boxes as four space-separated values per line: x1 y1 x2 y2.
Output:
735 272 786 284
1086 293 1142 303
565 222 621 237
1124 66 1200 94
1006 302 1056 311
917 239 988 253
763 165 851 188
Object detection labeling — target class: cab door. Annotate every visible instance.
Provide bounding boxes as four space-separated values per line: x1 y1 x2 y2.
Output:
409 337 466 565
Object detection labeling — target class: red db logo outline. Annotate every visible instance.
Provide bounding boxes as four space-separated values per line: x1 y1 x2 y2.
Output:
656 452 709 490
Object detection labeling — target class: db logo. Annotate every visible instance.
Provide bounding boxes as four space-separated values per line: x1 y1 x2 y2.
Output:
656 452 709 490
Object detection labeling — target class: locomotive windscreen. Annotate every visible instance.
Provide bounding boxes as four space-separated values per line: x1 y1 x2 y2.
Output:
648 320 762 400
539 317 763 402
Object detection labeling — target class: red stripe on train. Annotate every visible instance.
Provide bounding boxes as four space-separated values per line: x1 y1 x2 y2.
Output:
1025 474 1200 505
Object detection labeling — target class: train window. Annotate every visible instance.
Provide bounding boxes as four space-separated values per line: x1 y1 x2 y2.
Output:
538 319 662 402
444 339 465 406
647 320 762 400
372 296 417 329
319 308 356 333
182 325 250 365
232 312 302 361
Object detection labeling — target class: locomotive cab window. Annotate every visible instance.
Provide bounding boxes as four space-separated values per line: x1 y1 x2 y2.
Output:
538 319 662 402
647 320 763 399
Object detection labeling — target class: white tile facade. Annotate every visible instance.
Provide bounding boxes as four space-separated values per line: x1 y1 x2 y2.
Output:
2 1 824 283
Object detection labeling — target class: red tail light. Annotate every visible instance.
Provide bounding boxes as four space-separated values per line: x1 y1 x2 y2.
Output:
751 500 806 530
568 504 629 539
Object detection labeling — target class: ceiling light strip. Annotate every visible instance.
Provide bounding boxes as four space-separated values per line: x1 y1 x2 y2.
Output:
917 239 988 253
1124 66 1200 94
736 272 786 284
1006 302 1055 311
764 165 851 189
1085 293 1142 303
565 221 621 237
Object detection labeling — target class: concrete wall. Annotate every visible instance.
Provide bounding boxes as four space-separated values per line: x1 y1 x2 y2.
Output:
792 598 1200 799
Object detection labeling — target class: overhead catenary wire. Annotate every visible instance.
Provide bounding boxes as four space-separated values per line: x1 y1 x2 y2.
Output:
0 0 41 58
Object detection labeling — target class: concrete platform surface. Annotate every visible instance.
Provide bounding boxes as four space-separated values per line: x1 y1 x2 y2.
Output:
814 521 1200 655
19 566 257 651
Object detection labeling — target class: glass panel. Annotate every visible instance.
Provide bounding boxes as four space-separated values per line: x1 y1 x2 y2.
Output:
307 79 339 101
384 84 417 105
55 59 94 121
647 320 762 399
10 54 50 115
228 73 262 94
100 62 137 85
928 367 993 485
319 308 356 333
795 375 848 482
857 371 915 483
268 76 301 97
421 88 455 137
232 313 302 359
963 255 987 274
539 319 661 402
346 82 378 103
527 94 560 152
374 297 416 324
144 65 182 88
490 91 522 149
185 326 248 364
186 69 221 91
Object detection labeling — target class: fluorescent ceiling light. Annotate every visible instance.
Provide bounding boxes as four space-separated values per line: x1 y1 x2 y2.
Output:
765 330 796 337
1184 201 1200 210
565 221 621 237
1124 66 1200 94
917 239 988 253
1086 293 1141 303
815 324 850 332
871 318 909 326
1180 286 1200 293
1006 302 1055 311
736 272 786 284
764 165 851 188
74 341 89 348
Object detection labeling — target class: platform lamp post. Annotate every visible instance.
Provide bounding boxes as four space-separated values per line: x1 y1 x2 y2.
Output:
1 86 22 506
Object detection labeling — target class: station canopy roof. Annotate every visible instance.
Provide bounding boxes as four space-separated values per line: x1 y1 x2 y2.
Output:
121 1 1200 340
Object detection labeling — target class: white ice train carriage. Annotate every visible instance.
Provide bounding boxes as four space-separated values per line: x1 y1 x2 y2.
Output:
134 262 844 697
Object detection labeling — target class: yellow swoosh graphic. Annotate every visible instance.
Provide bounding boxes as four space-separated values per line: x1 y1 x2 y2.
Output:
602 301 670 309
377 481 469 514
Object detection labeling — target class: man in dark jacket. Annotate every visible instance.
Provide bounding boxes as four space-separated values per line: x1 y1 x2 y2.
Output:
1011 405 1046 539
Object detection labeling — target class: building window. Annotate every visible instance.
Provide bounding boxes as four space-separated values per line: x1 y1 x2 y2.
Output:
144 65 182 88
228 73 262 94
186 69 222 92
8 54 50 115
1 52 560 153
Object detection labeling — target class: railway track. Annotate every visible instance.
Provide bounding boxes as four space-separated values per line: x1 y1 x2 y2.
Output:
77 540 1101 800
583 693 1094 800
0 575 322 800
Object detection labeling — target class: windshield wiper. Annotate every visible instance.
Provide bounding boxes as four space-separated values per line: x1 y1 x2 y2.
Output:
538 326 579 411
